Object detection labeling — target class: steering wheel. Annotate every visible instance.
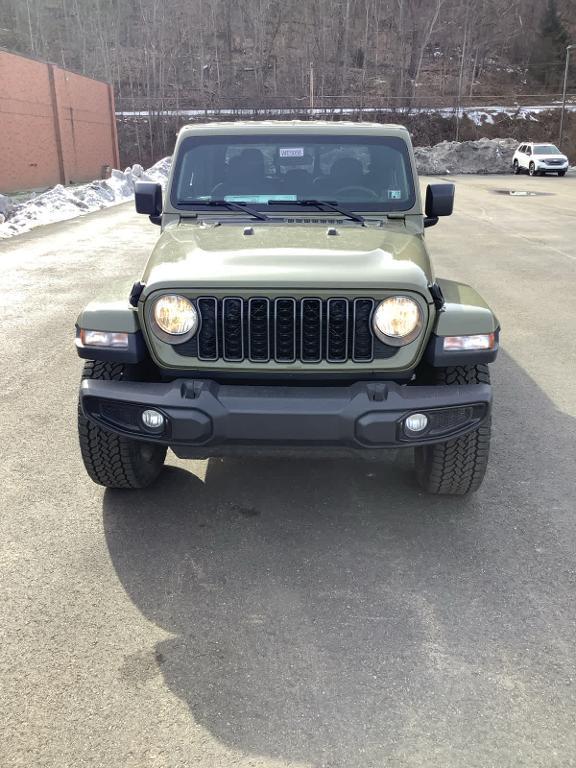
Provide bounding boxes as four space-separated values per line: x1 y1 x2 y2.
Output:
335 186 379 201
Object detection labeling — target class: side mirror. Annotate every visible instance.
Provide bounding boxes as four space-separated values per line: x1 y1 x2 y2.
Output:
424 183 454 228
135 181 162 225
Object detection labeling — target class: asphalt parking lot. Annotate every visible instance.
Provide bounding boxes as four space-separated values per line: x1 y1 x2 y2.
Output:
1 173 575 768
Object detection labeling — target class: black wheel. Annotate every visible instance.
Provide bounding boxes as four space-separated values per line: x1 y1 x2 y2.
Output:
528 162 537 176
78 360 166 489
558 170 566 177
513 159 520 174
414 364 491 495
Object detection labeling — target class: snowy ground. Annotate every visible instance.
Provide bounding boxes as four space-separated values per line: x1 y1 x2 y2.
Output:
0 157 170 240
117 103 576 126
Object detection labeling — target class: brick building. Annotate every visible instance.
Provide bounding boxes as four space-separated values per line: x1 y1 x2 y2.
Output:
0 49 119 194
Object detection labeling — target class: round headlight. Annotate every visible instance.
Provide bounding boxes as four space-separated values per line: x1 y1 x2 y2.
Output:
153 295 198 338
373 296 422 346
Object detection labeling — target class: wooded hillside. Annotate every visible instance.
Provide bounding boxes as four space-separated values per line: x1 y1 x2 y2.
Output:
1 0 574 164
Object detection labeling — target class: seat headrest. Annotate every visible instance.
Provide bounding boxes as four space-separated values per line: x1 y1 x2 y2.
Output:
227 148 266 177
330 157 364 178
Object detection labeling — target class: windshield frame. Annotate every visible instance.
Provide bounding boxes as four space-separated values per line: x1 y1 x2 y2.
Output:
169 133 417 214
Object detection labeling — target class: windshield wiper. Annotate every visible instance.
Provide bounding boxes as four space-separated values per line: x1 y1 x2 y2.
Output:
179 199 269 221
267 199 365 224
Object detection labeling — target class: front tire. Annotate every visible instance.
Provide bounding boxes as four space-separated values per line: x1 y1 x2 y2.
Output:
414 364 491 495
78 360 166 489
513 159 520 174
529 162 537 176
558 170 566 177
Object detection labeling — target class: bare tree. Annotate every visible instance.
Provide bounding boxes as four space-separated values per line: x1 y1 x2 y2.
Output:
1 0 572 162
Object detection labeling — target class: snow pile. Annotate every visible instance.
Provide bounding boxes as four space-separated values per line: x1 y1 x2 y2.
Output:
414 137 519 175
0 157 172 239
0 194 10 223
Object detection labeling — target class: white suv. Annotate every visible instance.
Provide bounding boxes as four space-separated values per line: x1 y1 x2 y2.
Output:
513 143 569 177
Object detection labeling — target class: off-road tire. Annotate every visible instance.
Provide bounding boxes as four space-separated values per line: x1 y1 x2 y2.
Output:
513 159 520 174
78 360 166 489
414 364 491 495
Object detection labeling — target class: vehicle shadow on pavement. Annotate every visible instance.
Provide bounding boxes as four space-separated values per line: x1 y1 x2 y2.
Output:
102 351 576 768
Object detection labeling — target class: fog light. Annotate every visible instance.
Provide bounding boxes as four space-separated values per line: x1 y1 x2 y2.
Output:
141 409 165 430
405 413 429 433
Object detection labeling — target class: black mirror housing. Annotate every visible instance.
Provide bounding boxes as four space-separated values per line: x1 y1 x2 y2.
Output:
424 183 454 227
135 182 162 224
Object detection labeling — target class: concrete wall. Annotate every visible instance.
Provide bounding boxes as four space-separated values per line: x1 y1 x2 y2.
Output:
0 49 119 194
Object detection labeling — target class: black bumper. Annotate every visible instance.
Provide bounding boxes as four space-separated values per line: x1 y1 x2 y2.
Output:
80 378 491 456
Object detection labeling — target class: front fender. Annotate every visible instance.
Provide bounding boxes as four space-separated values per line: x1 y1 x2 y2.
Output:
75 299 148 363
425 278 499 367
435 279 499 336
76 299 141 333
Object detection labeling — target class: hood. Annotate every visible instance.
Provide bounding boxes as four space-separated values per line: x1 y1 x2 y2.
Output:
535 153 568 162
141 220 433 297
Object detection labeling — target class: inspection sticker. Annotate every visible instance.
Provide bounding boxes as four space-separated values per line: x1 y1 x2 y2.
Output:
280 147 305 158
388 189 402 200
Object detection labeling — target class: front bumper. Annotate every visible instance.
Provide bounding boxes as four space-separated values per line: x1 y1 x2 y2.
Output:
80 378 491 456
536 162 568 171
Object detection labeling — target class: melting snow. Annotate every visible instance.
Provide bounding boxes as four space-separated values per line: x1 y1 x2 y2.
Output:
414 137 519 175
117 103 576 126
0 157 171 239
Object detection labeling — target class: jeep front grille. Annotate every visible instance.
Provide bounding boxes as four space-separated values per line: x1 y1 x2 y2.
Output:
174 296 396 363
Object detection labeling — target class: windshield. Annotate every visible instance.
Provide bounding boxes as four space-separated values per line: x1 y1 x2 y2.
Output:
533 145 562 155
171 134 416 213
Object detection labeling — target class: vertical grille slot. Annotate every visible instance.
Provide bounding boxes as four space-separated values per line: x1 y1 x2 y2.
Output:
197 297 218 360
248 298 271 361
300 298 322 362
352 298 375 361
222 297 244 361
274 298 297 362
326 298 349 362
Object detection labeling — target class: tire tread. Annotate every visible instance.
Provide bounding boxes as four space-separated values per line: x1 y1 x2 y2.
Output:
415 364 491 495
78 361 166 489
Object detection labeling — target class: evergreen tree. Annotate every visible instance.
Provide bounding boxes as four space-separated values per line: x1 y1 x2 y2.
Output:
528 0 570 89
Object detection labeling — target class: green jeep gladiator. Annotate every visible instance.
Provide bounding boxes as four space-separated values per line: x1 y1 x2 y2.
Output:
76 121 499 495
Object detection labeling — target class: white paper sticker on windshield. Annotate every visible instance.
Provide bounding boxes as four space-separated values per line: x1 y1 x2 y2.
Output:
280 147 305 158
388 189 402 200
